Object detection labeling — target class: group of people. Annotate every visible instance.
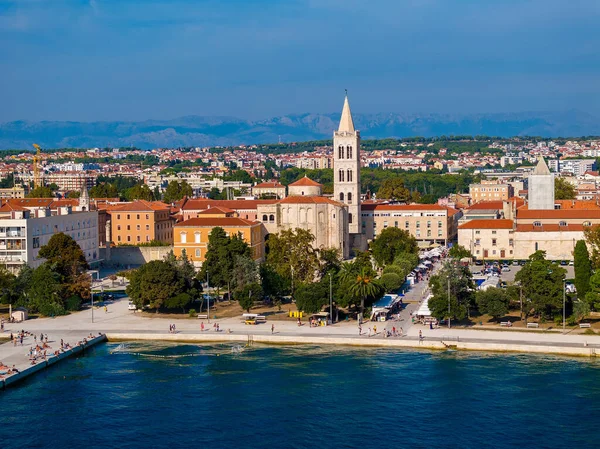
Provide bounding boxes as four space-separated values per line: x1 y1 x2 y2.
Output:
168 323 177 333
0 361 19 378
358 324 405 338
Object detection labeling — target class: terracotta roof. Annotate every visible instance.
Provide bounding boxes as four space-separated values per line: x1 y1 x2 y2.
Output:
517 209 600 219
254 181 284 188
111 200 170 212
553 200 600 210
182 199 277 211
467 197 525 211
0 203 28 212
175 217 260 227
584 171 600 176
52 199 79 207
372 204 457 216
288 176 323 187
197 206 235 215
278 196 343 206
7 199 53 208
516 224 586 232
459 219 514 230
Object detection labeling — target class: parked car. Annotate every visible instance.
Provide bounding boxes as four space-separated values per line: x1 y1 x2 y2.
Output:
560 260 568 266
512 260 519 266
502 266 510 272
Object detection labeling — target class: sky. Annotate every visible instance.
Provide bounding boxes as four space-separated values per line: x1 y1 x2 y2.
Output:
1 0 599 122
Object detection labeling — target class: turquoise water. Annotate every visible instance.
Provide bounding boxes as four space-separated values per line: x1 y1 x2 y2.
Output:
2 343 600 449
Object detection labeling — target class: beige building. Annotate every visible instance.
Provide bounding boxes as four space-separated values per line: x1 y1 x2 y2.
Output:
469 182 514 203
0 187 26 199
251 181 286 199
108 200 174 245
361 203 461 246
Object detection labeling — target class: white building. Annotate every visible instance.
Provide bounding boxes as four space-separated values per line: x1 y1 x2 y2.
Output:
0 204 99 273
528 157 554 210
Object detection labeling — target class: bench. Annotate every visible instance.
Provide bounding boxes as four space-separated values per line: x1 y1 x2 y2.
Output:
527 322 539 328
197 314 208 319
579 323 592 328
500 321 510 327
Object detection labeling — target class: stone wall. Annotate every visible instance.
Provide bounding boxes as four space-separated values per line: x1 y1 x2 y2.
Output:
100 246 173 267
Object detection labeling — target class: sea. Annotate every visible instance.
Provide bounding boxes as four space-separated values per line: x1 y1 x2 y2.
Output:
1 342 600 449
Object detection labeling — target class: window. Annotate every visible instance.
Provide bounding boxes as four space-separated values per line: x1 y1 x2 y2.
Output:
438 221 442 228
416 230 421 237
427 230 431 237
146 225 150 230
416 221 420 228
117 225 121 231
127 214 130 220
137 214 140 220
146 236 150 242
136 225 140 230
195 249 201 258
492 231 497 234
492 239 497 246
338 145 344 159
347 192 352 204
180 232 187 243
340 193 344 202
394 221 398 227
127 225 131 231
117 236 121 242
195 232 201 243
349 213 353 223
438 230 442 237
383 221 388 228
137 236 141 242
127 236 131 242
347 169 352 182
405 221 409 229
475 231 480 235
509 239 514 246
535 242 539 251
427 221 431 228
533 221 542 227
269 215 275 222
339 170 345 182
583 221 591 226
146 214 149 220
117 214 120 220
262 215 268 221
347 146 352 159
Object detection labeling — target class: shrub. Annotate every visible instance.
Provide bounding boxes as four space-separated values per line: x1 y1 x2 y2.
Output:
188 308 196 317
65 295 82 311
380 272 403 293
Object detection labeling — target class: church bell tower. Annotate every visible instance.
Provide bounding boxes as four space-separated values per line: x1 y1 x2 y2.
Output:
333 93 361 235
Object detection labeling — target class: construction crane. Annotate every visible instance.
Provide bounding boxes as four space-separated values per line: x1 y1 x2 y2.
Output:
32 143 42 188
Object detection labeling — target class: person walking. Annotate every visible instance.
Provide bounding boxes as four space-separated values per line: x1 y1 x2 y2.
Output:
419 330 423 344
358 324 362 335
201 322 205 332
271 324 275 334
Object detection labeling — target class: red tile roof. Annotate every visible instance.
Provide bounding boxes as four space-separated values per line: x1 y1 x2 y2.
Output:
0 203 28 212
110 200 171 212
288 176 322 187
278 196 343 206
182 199 277 211
516 209 600 219
459 219 514 230
254 181 284 188
197 206 235 215
516 223 586 232
175 217 260 227
369 203 460 216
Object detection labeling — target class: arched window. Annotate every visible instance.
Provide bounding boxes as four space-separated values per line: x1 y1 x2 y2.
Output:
349 213 353 224
347 192 352 204
262 214 268 221
347 146 352 159
347 169 352 182
559 221 567 227
180 232 187 243
194 232 201 243
533 221 541 227
339 192 344 202
338 146 344 159
583 221 592 226
269 214 275 222
339 170 345 182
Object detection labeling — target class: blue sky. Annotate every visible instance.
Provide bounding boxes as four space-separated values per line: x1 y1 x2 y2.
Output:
1 0 599 121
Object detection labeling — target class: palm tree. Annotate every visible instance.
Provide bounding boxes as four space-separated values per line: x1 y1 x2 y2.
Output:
347 267 382 317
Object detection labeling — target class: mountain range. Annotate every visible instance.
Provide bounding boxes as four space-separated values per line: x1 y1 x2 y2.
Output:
1 110 599 150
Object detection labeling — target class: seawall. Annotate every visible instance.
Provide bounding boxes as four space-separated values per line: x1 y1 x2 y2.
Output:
1 334 107 390
105 333 600 358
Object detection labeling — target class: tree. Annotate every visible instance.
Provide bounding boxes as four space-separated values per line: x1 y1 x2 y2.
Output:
554 177 576 200
67 191 81 199
573 300 590 322
126 260 186 312
260 263 288 299
318 248 341 279
90 183 119 199
295 281 328 314
584 272 600 310
27 264 63 316
449 245 472 260
265 228 319 284
164 292 192 313
476 288 509 319
125 184 155 201
428 261 475 322
380 272 403 293
376 178 411 202
234 282 262 312
27 186 54 198
370 227 418 267
163 180 193 204
584 225 600 269
340 266 383 316
514 251 566 321
232 255 259 292
574 240 592 299
39 233 89 280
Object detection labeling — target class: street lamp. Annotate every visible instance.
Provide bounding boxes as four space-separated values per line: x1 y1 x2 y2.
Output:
563 279 566 334
447 277 451 329
329 272 333 324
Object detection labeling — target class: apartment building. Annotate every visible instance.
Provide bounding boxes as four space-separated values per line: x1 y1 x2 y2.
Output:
44 173 96 191
0 204 99 273
469 182 514 203
108 200 174 245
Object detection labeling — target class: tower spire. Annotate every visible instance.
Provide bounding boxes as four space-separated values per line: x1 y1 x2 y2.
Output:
338 92 355 133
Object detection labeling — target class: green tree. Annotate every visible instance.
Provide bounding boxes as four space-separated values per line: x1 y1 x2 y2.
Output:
449 245 472 260
572 299 590 322
164 292 192 313
90 183 119 199
67 191 81 199
370 227 418 267
376 178 411 202
476 287 509 319
574 240 592 298
163 180 193 204
380 272 403 293
27 264 63 316
265 228 319 284
584 272 600 310
554 177 576 200
260 263 288 299
295 281 328 314
340 266 383 316
234 282 262 312
318 248 342 278
126 260 186 312
125 184 155 201
428 261 475 323
232 255 259 292
584 225 600 269
27 186 54 198
514 251 566 321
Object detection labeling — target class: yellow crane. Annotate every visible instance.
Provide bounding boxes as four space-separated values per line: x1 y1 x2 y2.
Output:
32 143 43 188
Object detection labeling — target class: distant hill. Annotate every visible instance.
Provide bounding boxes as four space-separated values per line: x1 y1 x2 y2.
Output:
1 110 598 150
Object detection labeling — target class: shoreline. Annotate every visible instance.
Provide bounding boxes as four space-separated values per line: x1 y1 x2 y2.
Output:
105 332 600 358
